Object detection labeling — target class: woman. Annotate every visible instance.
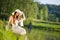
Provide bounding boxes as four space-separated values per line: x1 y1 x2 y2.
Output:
6 9 27 40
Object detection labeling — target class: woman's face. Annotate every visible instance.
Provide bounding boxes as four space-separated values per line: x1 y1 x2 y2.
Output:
15 12 19 16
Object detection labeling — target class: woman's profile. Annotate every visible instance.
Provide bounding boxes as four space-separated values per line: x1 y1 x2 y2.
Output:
6 9 27 40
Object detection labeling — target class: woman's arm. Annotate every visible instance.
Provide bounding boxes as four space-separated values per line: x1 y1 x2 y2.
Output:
22 13 26 21
6 16 13 30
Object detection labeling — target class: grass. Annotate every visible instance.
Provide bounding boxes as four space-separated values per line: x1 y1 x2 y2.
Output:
0 20 60 40
32 21 60 28
27 28 60 40
0 28 60 40
0 29 25 40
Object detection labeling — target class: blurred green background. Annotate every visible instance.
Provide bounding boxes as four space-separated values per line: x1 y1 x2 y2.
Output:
0 0 60 40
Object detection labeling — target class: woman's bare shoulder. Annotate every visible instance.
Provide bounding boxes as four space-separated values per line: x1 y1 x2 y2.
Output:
9 16 13 19
10 16 13 18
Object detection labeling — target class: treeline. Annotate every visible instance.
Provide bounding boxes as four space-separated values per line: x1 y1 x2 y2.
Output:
0 0 48 21
0 0 39 20
0 0 60 22
47 4 60 22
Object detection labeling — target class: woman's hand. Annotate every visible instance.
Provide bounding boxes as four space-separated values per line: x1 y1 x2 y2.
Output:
22 12 26 21
19 12 24 16
19 11 26 21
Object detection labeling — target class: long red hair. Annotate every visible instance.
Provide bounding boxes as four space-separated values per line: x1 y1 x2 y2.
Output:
12 12 21 24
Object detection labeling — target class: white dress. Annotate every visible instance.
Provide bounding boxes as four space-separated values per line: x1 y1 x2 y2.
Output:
12 19 26 35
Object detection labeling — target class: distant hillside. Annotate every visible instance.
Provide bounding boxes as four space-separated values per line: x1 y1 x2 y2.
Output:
38 4 60 22
47 4 60 18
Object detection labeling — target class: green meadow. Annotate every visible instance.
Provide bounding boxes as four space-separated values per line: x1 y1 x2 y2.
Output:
0 20 60 40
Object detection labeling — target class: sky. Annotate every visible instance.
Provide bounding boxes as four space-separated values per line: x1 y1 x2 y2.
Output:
34 0 60 5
